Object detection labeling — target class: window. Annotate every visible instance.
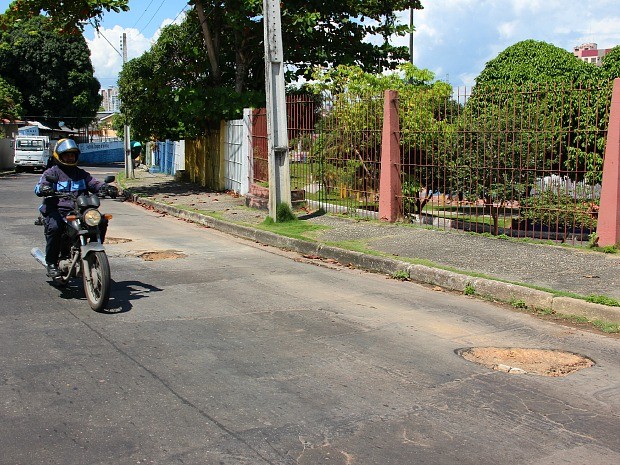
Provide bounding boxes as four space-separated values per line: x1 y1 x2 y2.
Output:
16 139 44 151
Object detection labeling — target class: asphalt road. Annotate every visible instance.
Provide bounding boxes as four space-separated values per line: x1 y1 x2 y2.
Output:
1 168 619 465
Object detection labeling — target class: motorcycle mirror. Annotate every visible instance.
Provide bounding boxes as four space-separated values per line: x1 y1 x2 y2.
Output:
104 175 116 183
46 174 59 183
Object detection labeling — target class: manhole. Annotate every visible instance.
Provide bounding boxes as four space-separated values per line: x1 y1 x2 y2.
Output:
105 237 132 244
456 347 594 377
137 250 186 261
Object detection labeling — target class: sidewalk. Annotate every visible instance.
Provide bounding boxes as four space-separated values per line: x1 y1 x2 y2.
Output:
120 168 620 325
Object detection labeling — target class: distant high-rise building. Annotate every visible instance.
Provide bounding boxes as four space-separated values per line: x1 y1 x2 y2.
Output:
573 43 613 66
100 87 120 112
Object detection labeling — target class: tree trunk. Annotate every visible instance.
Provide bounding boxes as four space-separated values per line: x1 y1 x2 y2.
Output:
194 0 221 84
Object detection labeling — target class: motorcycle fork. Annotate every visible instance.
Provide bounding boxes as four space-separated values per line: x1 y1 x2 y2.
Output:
79 231 101 284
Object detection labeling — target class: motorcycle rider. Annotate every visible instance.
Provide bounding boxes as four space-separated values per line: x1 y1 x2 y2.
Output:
35 138 110 278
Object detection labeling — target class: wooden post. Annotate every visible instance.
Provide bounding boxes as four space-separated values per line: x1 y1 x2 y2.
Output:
597 78 620 247
379 90 403 222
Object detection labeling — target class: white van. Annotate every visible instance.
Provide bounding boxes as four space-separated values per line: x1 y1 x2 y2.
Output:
13 135 51 172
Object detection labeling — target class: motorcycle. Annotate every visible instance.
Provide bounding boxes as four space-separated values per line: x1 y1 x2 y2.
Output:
31 174 116 312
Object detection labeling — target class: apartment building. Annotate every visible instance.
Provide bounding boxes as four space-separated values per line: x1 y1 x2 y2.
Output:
100 87 120 113
573 43 613 66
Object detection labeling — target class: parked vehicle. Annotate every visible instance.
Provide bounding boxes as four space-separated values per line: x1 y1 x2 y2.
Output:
31 174 116 311
13 135 51 172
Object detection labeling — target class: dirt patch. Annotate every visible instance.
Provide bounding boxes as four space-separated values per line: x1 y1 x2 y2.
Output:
105 237 132 244
457 347 594 377
137 250 186 261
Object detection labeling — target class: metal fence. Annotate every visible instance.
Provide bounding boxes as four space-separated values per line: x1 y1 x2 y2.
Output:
400 83 611 242
265 93 383 217
271 82 613 243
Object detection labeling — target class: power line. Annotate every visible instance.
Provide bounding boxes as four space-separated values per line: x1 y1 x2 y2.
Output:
140 0 167 36
132 0 157 29
171 4 190 25
96 29 123 58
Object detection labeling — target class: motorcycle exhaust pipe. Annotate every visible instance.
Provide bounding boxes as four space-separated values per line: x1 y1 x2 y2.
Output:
31 247 46 267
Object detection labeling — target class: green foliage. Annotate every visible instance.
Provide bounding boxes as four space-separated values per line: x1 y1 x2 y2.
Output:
474 40 600 87
118 11 265 141
0 16 101 127
391 270 410 281
309 63 453 213
260 210 327 240
511 299 527 309
588 232 599 248
120 1 424 140
276 203 297 222
460 40 611 202
281 1 423 82
464 284 476 296
0 76 22 120
592 320 620 334
0 0 129 32
586 295 620 307
602 46 620 79
519 191 598 230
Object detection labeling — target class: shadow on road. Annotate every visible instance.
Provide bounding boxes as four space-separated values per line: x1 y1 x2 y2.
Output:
106 280 164 313
51 279 163 313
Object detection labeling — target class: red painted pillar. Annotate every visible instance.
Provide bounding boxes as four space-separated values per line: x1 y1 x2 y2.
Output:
379 90 403 222
598 78 620 247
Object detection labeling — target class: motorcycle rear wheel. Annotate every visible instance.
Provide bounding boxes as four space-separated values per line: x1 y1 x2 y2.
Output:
82 251 111 312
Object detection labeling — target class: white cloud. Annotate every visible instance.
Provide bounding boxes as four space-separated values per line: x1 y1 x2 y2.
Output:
87 26 152 86
393 0 620 88
86 13 186 87
497 21 517 39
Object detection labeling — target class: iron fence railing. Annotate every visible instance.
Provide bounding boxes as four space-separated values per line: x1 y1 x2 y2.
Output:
272 82 613 244
400 83 611 243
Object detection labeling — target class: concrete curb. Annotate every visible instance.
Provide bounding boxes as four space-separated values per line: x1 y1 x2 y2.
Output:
129 194 620 325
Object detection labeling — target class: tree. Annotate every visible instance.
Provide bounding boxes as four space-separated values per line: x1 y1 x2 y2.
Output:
120 2 423 140
461 40 610 198
0 16 102 127
307 63 453 214
0 0 129 31
118 11 264 141
0 76 22 121
602 46 620 79
191 0 422 93
474 40 599 87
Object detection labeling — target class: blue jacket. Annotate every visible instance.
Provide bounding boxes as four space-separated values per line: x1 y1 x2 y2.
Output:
35 165 105 215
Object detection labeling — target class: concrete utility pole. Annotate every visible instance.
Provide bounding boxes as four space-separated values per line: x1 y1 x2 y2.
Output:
121 33 134 179
263 0 291 220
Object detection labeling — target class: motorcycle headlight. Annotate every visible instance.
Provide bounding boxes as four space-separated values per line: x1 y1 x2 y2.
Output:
83 209 102 227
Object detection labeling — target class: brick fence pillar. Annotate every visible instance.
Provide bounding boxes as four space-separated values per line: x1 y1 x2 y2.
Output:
379 90 403 222
598 78 620 247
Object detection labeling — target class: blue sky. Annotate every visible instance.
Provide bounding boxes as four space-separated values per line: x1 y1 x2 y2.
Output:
1 0 619 89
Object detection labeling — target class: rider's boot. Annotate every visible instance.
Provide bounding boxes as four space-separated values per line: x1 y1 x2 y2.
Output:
46 263 60 278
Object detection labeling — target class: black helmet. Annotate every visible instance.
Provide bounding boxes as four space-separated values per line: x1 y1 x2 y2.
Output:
53 138 80 167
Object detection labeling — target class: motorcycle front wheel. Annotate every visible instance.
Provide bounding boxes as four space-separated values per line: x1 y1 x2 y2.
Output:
82 251 111 312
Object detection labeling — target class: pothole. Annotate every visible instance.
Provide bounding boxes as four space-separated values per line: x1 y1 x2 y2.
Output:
456 347 594 377
105 237 132 244
137 250 187 261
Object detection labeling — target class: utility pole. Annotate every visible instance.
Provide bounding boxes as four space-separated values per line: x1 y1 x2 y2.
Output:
263 0 291 220
121 33 134 179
